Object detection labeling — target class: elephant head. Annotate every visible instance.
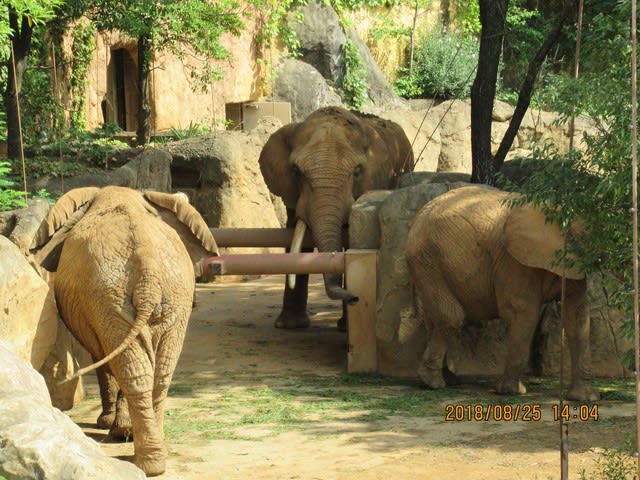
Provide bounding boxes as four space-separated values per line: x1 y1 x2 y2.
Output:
34 187 219 277
259 106 413 302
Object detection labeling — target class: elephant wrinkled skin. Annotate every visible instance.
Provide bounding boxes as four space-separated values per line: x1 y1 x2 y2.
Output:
259 106 414 329
36 186 219 476
405 185 599 401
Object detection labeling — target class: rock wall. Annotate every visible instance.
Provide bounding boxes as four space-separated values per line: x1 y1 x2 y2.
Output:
350 179 632 379
0 340 145 480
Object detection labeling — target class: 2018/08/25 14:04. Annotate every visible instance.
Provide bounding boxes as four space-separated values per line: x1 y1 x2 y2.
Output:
444 403 600 422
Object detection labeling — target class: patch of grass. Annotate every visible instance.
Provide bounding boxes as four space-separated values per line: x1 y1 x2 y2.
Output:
164 372 638 445
164 373 474 442
594 378 636 402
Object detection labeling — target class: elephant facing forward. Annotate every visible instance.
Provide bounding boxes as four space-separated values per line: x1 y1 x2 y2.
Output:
36 186 219 476
405 185 599 401
259 106 414 329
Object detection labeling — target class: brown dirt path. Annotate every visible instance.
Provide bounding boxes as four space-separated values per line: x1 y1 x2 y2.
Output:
67 275 636 480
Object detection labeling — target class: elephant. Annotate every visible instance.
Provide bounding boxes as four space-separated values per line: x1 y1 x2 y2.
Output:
36 186 219 476
259 106 414 329
405 185 599 401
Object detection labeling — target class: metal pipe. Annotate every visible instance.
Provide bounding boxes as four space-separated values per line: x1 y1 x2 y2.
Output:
209 227 349 249
205 252 345 276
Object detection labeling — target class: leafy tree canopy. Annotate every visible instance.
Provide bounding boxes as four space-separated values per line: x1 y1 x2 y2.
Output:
85 0 245 86
506 0 636 318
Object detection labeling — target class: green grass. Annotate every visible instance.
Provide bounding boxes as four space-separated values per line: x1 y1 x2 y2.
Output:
163 372 637 444
165 373 470 442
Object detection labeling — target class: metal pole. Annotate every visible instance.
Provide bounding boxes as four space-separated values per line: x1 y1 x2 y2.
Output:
206 252 346 276
630 0 640 476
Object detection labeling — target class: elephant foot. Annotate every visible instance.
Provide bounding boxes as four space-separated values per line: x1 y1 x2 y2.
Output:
275 310 310 329
567 383 600 402
417 364 446 390
96 411 115 430
495 377 527 395
336 316 347 332
109 423 133 442
134 451 166 477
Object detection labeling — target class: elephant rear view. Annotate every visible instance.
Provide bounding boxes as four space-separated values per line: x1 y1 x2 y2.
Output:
39 186 219 476
259 106 414 329
405 185 598 401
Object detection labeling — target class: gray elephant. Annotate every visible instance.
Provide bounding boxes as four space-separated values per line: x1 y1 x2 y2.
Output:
36 186 219 476
405 185 599 401
259 106 414 329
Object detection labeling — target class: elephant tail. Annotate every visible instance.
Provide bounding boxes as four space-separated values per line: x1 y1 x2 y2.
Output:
61 307 151 383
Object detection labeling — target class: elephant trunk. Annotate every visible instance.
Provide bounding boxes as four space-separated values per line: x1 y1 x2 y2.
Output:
306 203 359 305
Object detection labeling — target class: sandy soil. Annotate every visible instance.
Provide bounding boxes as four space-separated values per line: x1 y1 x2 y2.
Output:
67 275 636 480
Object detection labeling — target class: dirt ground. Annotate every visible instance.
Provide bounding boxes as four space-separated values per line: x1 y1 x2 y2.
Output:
67 275 637 480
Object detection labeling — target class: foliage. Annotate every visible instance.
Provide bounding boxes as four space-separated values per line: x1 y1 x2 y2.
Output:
26 127 128 179
252 0 303 55
579 448 637 480
453 0 480 36
0 162 26 211
341 39 368 109
67 20 96 129
394 30 478 99
505 1 637 321
500 3 546 91
87 0 245 91
19 56 63 146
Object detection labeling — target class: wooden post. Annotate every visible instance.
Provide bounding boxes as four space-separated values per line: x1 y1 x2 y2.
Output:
345 249 378 373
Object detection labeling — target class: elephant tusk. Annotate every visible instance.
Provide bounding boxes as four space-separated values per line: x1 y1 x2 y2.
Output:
287 219 307 290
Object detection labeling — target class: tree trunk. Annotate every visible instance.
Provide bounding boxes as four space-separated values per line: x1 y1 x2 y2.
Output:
136 35 152 146
493 0 576 171
4 8 33 160
470 0 509 185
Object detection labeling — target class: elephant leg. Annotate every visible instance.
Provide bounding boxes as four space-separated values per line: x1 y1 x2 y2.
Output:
152 319 188 443
109 341 165 476
276 210 311 328
414 275 462 389
563 283 599 401
495 301 540 396
275 259 311 329
109 389 133 441
95 365 118 429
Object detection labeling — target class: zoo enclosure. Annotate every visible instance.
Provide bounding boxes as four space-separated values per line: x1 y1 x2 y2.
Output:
206 228 377 373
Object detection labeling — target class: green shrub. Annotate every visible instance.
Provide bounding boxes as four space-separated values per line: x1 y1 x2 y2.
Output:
394 31 478 100
0 162 27 211
341 39 368 110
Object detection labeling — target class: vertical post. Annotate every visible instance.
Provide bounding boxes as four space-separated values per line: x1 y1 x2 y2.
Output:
345 249 378 373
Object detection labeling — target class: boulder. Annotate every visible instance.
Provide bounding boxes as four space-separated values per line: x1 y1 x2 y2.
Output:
38 309 91 411
164 130 286 282
0 340 146 480
383 108 442 172
287 0 405 113
273 58 343 122
0 235 58 370
0 198 51 253
430 100 474 173
288 0 346 85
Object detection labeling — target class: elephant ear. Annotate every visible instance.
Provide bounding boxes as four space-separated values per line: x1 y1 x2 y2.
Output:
504 204 585 280
143 191 220 276
258 122 300 208
357 116 414 195
35 186 100 246
33 187 100 271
